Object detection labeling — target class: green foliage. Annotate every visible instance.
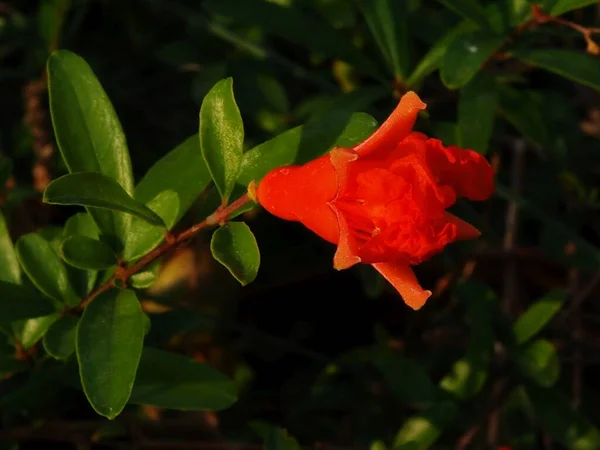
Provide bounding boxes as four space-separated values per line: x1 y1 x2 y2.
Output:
211 222 261 286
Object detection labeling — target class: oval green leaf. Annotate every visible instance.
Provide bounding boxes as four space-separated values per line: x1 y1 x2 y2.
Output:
129 347 237 410
21 314 60 349
517 339 560 387
513 290 567 345
547 0 600 16
43 315 78 359
199 77 244 203
16 233 79 307
441 31 505 89
77 289 145 419
0 281 56 321
43 173 166 228
61 235 118 270
210 222 260 286
47 49 134 250
0 211 20 284
64 213 100 297
511 48 600 93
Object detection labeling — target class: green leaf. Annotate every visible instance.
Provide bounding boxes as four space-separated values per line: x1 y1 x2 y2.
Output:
457 73 498 154
38 0 70 50
60 235 118 270
546 0 600 16
511 48 600 93
20 314 59 349
237 112 377 185
0 155 13 189
63 213 100 297
135 134 211 223
441 31 505 89
129 261 160 289
438 0 491 29
43 315 78 359
122 190 179 262
527 384 600 449
393 401 458 450
47 50 134 252
204 0 378 78
358 0 411 79
129 347 237 410
0 211 20 284
44 173 166 228
211 222 260 286
77 289 144 419
513 290 567 345
517 339 560 387
199 78 244 203
263 428 301 450
0 281 56 321
16 233 79 307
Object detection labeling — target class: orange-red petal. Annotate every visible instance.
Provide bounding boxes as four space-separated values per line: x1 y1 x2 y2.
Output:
444 212 481 240
372 262 432 310
354 91 426 157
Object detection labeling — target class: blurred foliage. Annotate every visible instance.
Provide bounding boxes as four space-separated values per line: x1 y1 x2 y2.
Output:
1 0 600 449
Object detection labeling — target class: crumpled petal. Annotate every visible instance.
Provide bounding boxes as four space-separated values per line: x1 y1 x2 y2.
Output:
354 92 426 157
372 262 432 310
444 212 481 240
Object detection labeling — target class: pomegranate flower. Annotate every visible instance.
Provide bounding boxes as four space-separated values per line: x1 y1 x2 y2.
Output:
255 92 494 310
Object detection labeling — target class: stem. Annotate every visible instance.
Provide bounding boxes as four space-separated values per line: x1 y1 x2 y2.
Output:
81 194 252 307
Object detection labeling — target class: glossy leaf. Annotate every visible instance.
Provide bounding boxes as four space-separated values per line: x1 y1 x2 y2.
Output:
517 339 560 387
47 50 134 250
20 314 59 349
393 401 458 450
237 112 377 185
513 290 567 345
43 315 78 359
547 0 600 16
511 48 600 93
438 0 491 29
129 347 237 410
199 78 244 203
16 233 79 307
60 235 118 270
135 134 211 223
211 222 260 286
441 31 504 89
0 211 20 284
527 384 600 449
122 190 179 262
77 289 144 419
358 0 410 79
457 73 498 154
44 173 165 228
63 213 100 296
0 281 56 321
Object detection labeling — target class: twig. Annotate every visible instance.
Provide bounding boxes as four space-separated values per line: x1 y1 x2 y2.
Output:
81 194 251 308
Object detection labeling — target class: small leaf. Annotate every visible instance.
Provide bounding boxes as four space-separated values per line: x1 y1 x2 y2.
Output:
63 213 99 297
358 0 411 79
47 49 134 251
0 211 20 284
44 173 166 228
394 401 458 450
441 31 505 89
122 190 179 262
77 289 144 419
130 271 157 289
511 48 600 93
135 135 211 223
457 73 498 154
237 112 377 185
20 314 59 349
438 0 491 30
547 0 600 16
263 428 301 450
199 78 244 203
61 235 118 270
16 233 79 307
43 315 78 359
211 222 260 286
129 347 237 410
517 339 560 387
0 281 56 321
513 290 567 345
38 0 70 50
527 384 600 449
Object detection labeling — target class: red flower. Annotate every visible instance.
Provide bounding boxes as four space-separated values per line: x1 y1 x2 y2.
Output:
255 92 494 310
